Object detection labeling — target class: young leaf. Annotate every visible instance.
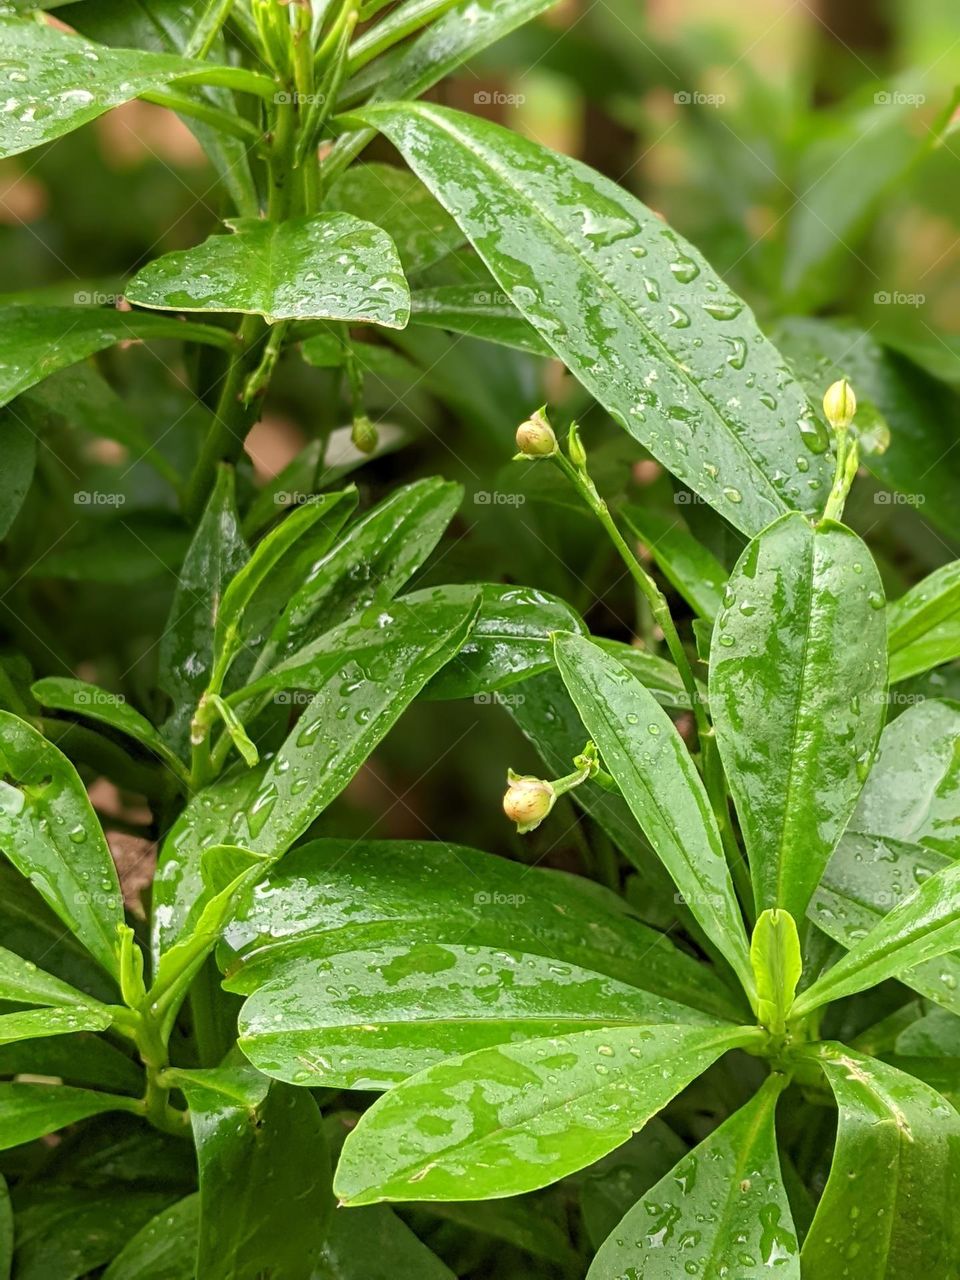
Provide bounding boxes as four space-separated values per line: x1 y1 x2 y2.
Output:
347 102 833 536
0 305 233 408
794 860 960 1017
554 632 753 995
102 1194 199 1280
587 1075 798 1278
171 1065 333 1280
237 942 719 1089
709 513 887 925
31 678 188 783
0 713 124 979
888 560 960 683
126 215 410 327
751 910 802 1036
219 837 742 1021
0 1005 113 1048
151 591 480 955
800 1045 960 1277
620 504 727 621
334 1024 757 1204
0 1083 137 1151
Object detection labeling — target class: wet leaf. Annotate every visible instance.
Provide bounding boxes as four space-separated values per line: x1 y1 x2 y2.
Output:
126 215 410 326
0 714 124 979
0 1082 135 1150
710 513 887 926
800 1045 960 1278
0 1005 113 1048
587 1076 798 1278
409 284 550 354
888 560 960 683
101 1194 199 1280
620 504 727 620
0 944 112 1010
317 1204 454 1280
349 102 833 535
334 1023 756 1204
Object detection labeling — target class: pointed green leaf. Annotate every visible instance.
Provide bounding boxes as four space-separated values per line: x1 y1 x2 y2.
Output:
709 513 887 925
317 1204 454 1280
620 504 727 621
0 714 123 978
172 1064 333 1280
0 408 36 539
750 910 801 1035
102 1194 199 1280
238 942 718 1089
795 861 960 1017
0 1033 143 1095
800 1045 960 1278
219 837 742 1021
587 1076 798 1278
0 945 111 1010
889 560 960 683
0 1082 136 1150
347 101 833 535
126 215 410 327
334 1024 757 1204
0 305 232 408
0 1005 113 1047
554 632 752 994
409 284 550 354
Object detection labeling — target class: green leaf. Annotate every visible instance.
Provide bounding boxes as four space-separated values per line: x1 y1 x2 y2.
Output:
237 942 718 1089
794 860 960 1017
847 698 960 856
325 164 464 275
0 409 37 539
334 1024 757 1204
348 101 833 535
31 678 187 783
0 1176 9 1280
126 215 410 327
0 1005 113 1047
34 513 191 585
157 464 248 755
0 305 232 408
172 1065 333 1280
620 504 727 620
409 284 550 354
554 632 752 994
152 590 479 955
800 1045 960 1277
265 476 463 666
586 1075 798 1278
751 910 801 1035
423 583 584 699
317 1204 454 1280
0 944 111 1010
219 837 742 1021
889 560 960 683
0 1082 136 1150
102 1194 199 1280
0 1032 143 1095
579 1121 688 1250
709 513 887 925
0 714 123 978
810 833 960 1015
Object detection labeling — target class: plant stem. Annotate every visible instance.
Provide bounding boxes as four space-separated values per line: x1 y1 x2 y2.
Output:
136 1013 190 1138
823 431 860 524
139 89 261 142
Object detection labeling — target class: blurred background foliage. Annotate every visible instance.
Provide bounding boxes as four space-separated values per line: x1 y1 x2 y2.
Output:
1 0 958 914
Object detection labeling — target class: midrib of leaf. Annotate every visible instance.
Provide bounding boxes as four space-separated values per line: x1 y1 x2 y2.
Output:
399 103 787 515
771 525 817 910
702 1089 775 1276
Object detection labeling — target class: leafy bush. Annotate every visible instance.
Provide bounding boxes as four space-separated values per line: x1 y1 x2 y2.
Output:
0 2 958 1278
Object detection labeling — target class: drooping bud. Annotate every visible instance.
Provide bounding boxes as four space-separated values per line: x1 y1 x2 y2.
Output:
822 379 856 430
502 769 556 833
515 407 557 458
351 414 378 454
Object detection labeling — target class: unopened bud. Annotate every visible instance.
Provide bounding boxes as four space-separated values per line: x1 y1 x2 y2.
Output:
822 379 856 430
567 421 587 469
515 408 557 458
351 414 378 454
502 769 556 833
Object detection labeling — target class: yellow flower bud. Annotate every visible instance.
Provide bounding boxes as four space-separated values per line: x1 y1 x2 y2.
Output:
515 408 557 458
502 770 556 833
822 379 857 430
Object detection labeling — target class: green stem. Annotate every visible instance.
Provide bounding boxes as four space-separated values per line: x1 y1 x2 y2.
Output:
136 1014 190 1138
823 433 860 524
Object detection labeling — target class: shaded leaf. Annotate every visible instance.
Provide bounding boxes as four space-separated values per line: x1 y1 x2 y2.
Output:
0 1082 135 1150
317 1204 454 1280
101 1193 199 1280
621 503 727 620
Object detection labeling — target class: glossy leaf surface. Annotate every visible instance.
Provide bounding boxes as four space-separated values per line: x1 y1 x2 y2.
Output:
710 513 887 925
317 1204 454 1280
621 504 727 620
587 1076 798 1278
238 942 717 1089
0 713 123 978
351 102 833 535
409 285 550 354
126 214 410 326
0 1083 133 1150
0 945 110 1010
888 560 960 683
555 632 752 993
0 1005 113 1047
219 838 741 1020
101 1194 199 1280
334 1024 755 1204
801 1045 960 1278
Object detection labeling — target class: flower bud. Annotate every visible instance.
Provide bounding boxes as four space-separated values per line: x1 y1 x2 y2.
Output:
567 421 587 469
515 408 557 458
351 414 378 454
822 379 856 430
502 769 556 833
